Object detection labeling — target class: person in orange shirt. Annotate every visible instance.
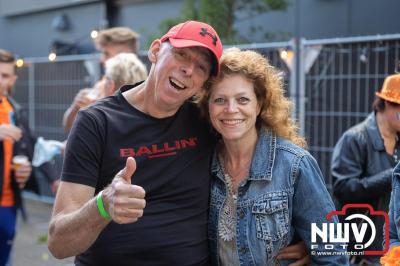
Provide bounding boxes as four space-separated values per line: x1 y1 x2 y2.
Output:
0 49 33 266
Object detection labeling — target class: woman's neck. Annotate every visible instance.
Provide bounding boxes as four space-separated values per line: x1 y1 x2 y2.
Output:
221 129 258 188
224 128 258 160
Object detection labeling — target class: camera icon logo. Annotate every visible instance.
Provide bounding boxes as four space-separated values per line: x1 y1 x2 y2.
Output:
311 204 389 256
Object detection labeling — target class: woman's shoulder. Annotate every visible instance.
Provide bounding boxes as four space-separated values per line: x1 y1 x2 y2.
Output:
275 136 309 158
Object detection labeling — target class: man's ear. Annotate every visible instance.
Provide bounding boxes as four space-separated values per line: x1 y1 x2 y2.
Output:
148 39 162 63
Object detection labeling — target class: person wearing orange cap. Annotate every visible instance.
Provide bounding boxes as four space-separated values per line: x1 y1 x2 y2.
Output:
332 73 400 264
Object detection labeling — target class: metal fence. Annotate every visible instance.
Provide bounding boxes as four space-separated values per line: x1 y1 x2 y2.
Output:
14 54 100 196
303 35 400 190
13 33 400 196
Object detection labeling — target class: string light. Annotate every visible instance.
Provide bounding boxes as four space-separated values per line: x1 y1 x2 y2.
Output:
48 52 57 61
15 59 24 68
280 50 288 60
90 30 98 39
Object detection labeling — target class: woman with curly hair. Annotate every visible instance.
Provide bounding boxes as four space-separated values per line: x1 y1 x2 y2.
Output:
199 48 349 265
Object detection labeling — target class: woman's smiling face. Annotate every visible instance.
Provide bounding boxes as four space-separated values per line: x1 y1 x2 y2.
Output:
208 74 260 142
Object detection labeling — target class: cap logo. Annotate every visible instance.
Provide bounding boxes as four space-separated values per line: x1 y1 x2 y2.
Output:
199 28 218 46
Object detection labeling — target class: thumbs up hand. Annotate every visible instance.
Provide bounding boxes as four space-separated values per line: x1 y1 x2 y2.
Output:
102 157 146 224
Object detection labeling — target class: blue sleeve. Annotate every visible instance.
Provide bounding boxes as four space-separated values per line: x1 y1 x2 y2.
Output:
389 165 400 247
292 154 349 265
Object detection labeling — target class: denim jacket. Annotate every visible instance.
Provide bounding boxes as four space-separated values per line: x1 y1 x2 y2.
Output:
389 162 400 247
208 128 349 266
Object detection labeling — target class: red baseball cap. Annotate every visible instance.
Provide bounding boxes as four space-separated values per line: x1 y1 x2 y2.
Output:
160 20 222 76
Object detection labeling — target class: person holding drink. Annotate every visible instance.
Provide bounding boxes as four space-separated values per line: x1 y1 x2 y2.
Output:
0 48 55 266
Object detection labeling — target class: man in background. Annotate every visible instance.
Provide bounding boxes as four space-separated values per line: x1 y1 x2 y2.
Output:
62 27 140 132
0 49 36 266
332 74 400 264
93 27 140 65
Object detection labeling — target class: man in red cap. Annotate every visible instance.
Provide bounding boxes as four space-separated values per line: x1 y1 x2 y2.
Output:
48 21 222 265
332 73 400 264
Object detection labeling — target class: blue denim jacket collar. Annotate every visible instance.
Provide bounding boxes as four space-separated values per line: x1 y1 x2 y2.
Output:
210 127 276 182
365 112 385 151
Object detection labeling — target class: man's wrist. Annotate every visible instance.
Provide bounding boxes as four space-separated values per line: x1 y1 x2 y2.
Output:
96 190 111 220
71 104 81 112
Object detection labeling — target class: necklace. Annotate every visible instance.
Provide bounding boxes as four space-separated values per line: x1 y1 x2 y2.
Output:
217 153 251 242
218 154 237 241
222 156 251 194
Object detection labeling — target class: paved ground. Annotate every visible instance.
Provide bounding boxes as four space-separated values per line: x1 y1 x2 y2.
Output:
12 199 74 266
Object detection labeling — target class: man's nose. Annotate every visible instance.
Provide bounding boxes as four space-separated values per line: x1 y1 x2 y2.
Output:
180 61 195 76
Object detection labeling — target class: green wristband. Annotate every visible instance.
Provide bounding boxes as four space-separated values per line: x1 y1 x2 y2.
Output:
96 190 111 220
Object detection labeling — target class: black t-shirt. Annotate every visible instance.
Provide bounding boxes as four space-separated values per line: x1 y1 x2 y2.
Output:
62 85 214 266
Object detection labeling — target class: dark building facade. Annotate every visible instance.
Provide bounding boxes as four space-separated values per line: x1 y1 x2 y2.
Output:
1 0 399 57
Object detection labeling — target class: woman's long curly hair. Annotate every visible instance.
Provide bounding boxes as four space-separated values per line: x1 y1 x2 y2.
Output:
199 47 306 148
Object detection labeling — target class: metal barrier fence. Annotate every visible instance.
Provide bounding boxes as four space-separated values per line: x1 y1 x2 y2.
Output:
14 54 100 196
303 35 400 190
13 33 400 196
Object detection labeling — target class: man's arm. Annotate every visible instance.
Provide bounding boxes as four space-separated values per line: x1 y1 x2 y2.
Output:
63 89 97 133
48 181 106 258
62 104 81 133
48 157 146 259
276 241 310 266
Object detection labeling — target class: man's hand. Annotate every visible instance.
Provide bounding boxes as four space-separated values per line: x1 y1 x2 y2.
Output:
103 157 146 224
73 89 98 109
15 161 32 189
0 124 22 143
276 241 310 266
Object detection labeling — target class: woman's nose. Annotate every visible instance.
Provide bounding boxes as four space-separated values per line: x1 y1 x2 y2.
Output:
224 100 238 113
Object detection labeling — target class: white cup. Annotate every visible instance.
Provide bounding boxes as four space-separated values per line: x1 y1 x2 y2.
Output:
86 89 99 100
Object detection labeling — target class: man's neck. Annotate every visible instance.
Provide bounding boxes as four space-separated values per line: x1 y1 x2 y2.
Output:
376 111 397 139
122 81 180 119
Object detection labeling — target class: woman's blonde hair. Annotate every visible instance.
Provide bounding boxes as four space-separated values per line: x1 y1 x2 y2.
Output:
105 53 148 90
199 47 306 148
